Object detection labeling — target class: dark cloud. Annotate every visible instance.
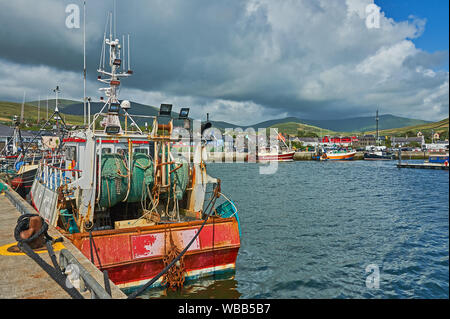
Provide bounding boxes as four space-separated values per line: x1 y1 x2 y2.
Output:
0 0 448 123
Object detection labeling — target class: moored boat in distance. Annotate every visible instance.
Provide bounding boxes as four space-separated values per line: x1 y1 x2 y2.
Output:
249 130 295 162
363 146 395 160
29 12 240 295
427 153 449 165
313 147 356 161
254 147 295 162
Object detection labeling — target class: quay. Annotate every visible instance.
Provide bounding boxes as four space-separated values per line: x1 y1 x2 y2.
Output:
185 151 436 162
396 162 449 170
0 182 126 299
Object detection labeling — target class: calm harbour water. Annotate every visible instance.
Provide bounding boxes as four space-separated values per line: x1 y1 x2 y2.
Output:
143 160 449 299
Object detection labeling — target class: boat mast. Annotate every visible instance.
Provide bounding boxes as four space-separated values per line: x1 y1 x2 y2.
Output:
20 91 25 124
91 8 137 133
83 0 86 127
37 95 40 124
376 109 379 145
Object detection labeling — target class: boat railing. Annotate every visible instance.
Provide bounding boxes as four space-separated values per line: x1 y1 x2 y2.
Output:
38 162 82 190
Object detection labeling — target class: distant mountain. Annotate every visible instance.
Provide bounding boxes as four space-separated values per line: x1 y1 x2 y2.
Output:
301 114 430 132
210 114 430 133
3 99 435 134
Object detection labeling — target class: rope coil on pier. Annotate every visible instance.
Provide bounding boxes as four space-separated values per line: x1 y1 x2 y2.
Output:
13 213 84 299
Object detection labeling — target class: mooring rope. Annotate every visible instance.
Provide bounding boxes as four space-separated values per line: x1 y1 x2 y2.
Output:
14 213 84 299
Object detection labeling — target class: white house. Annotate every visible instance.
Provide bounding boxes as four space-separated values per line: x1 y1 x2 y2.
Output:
391 136 425 148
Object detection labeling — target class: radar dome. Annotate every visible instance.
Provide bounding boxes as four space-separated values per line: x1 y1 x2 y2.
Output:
121 100 131 109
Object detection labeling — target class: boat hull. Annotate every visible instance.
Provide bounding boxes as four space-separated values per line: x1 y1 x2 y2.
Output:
363 155 394 160
313 151 356 161
11 165 38 197
254 151 295 162
68 218 241 292
428 155 449 164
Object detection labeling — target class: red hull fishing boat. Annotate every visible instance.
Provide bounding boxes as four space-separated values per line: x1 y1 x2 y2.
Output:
249 131 295 162
29 12 240 295
256 150 295 162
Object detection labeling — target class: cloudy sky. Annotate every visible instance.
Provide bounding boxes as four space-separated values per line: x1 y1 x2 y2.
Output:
0 0 448 125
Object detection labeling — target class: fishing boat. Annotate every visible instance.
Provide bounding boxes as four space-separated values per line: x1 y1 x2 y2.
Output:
427 154 449 164
29 15 240 294
254 146 295 162
0 117 39 196
313 147 356 161
363 146 395 160
3 101 67 197
249 131 295 162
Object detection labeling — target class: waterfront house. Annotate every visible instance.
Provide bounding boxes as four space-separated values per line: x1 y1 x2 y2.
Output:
295 137 320 147
391 136 425 148
353 135 376 147
0 123 37 151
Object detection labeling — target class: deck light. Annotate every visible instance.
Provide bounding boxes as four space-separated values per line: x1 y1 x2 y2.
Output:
105 125 120 134
108 102 121 114
178 108 190 119
159 104 172 117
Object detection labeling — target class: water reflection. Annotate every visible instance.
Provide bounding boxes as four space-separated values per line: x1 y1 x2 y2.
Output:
139 274 241 299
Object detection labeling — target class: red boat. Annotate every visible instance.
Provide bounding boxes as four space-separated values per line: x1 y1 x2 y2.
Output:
256 149 295 162
248 131 295 162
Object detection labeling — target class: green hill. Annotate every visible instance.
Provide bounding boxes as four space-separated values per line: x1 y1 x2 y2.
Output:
0 100 85 128
268 121 334 136
302 114 429 132
208 114 430 133
367 118 449 139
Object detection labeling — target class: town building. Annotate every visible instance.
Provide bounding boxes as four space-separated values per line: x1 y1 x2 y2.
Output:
391 136 425 148
424 140 449 152
353 135 377 147
0 123 37 151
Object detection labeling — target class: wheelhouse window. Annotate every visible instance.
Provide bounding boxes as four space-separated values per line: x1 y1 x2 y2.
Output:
65 146 77 161
134 148 148 155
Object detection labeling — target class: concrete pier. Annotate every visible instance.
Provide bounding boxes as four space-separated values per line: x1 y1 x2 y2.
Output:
0 184 126 299
396 163 449 170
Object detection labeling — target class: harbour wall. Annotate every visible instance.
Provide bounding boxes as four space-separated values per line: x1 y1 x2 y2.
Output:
183 151 439 162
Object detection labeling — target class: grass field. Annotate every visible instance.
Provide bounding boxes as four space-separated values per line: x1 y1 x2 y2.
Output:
0 101 85 128
366 118 449 137
269 121 335 136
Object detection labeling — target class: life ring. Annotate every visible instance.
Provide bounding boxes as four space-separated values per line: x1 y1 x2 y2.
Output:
445 161 448 167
